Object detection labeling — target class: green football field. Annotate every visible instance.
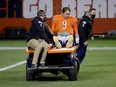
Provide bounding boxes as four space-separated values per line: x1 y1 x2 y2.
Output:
0 39 116 87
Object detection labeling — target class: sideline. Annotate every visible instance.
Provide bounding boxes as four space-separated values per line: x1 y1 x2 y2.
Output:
87 47 116 51
0 47 116 50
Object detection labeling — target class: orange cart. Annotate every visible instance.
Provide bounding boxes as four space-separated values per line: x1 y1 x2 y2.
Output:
26 46 80 81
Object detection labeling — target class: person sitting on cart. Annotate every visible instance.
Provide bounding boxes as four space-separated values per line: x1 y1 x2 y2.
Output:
26 10 53 69
51 7 79 48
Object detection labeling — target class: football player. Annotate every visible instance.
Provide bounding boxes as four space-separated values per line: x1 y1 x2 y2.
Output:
51 7 79 48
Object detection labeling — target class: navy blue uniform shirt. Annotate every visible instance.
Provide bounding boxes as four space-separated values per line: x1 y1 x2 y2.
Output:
78 14 94 42
26 16 53 43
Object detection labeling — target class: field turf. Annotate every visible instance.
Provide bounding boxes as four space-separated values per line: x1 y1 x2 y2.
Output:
0 39 116 87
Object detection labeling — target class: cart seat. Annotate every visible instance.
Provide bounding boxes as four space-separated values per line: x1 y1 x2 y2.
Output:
26 46 78 54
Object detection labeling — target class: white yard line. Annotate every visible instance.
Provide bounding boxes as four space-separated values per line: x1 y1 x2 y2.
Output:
0 61 26 72
0 47 116 50
0 47 26 50
87 47 116 51
0 46 116 72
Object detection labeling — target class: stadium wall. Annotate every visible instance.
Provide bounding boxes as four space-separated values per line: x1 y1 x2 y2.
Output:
0 0 116 35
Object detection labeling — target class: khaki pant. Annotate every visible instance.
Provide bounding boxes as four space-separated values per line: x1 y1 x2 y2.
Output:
27 39 49 64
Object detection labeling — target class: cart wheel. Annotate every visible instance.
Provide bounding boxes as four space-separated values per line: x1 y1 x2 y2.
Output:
26 64 35 81
68 61 77 81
